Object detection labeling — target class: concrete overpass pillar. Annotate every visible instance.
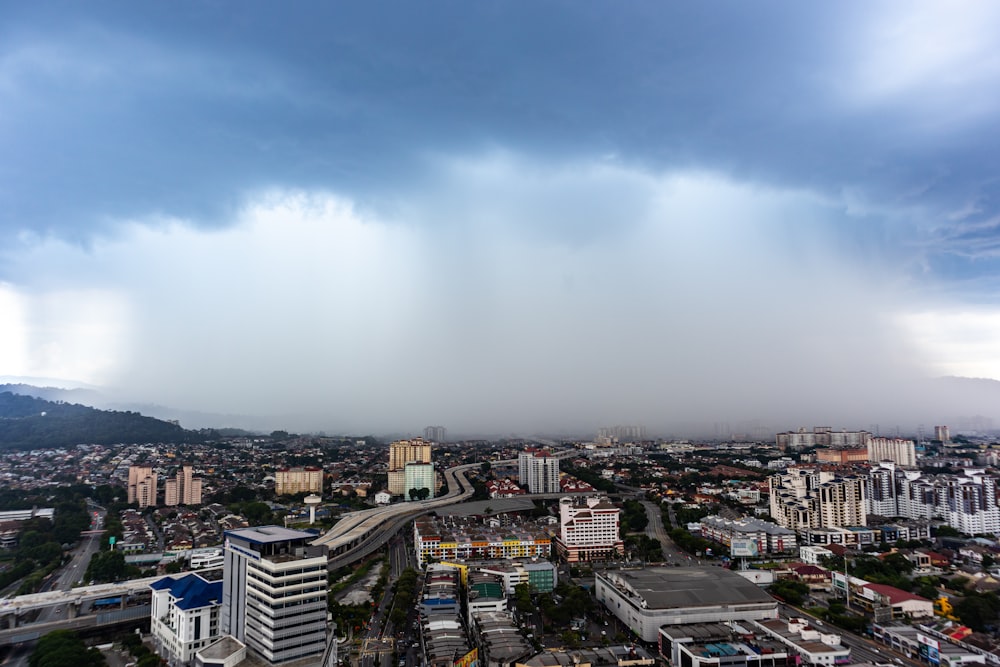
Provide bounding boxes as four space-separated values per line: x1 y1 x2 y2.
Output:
69 602 81 619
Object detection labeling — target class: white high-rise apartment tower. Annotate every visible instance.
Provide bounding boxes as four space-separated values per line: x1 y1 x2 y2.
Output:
867 438 916 467
518 450 560 494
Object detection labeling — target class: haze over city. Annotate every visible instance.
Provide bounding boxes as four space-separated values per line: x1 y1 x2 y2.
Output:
3 3 1000 435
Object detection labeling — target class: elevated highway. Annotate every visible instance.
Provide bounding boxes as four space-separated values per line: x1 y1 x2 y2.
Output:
312 460 499 562
0 447 579 639
313 448 577 568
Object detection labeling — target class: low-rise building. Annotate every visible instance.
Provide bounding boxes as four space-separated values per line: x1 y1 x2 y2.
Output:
751 618 851 666
658 623 795 667
413 516 551 568
595 567 778 642
700 516 797 555
150 573 223 666
799 546 834 565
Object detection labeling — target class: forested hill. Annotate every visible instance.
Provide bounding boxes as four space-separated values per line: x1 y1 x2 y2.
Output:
0 391 210 449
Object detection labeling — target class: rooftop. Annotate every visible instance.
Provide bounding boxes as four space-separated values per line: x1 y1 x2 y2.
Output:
225 525 317 544
600 567 777 610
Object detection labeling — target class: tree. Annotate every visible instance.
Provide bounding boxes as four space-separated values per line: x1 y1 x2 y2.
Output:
29 630 106 667
768 580 809 606
955 593 1000 632
85 550 128 584
935 525 963 538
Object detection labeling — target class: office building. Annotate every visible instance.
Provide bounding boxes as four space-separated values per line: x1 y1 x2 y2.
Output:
128 465 158 508
867 438 916 467
518 450 560 494
556 495 623 563
150 573 223 666
221 526 328 664
274 467 323 496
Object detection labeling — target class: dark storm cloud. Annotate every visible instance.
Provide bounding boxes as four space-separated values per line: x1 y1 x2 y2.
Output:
2 1 999 285
3 2 1000 434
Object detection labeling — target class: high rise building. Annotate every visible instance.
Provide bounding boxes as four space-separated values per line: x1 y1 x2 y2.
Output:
388 439 432 495
221 526 328 665
165 465 204 506
556 495 624 563
867 438 916 467
866 462 899 517
388 438 432 471
596 425 646 442
934 426 951 443
423 426 447 443
768 467 867 530
775 427 872 451
517 450 560 494
274 467 323 496
867 467 1000 535
403 462 435 501
128 466 158 508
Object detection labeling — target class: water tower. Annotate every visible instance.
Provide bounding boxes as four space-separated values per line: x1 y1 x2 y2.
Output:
304 494 322 524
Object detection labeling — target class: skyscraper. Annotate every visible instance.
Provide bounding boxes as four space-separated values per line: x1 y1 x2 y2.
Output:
221 526 328 664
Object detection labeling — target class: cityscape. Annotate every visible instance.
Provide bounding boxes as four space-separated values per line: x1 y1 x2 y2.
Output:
2 410 1000 667
4 4 1000 667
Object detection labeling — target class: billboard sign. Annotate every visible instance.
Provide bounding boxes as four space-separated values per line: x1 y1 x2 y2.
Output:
730 539 759 557
454 649 479 667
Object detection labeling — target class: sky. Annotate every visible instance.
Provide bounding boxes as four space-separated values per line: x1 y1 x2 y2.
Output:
3 2 1000 436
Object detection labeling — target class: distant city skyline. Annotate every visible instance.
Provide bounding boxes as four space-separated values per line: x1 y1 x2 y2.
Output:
3 4 1000 435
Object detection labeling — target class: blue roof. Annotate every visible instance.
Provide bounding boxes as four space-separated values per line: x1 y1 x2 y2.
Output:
150 574 222 611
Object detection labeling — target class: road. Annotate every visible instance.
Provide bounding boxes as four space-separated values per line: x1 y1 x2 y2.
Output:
776 602 920 667
639 499 699 565
2 511 105 667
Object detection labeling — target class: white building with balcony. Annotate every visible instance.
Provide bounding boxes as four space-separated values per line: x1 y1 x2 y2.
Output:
150 573 223 666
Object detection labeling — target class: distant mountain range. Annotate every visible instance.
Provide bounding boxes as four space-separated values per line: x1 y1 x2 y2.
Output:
0 382 274 433
2 374 1000 441
0 390 217 450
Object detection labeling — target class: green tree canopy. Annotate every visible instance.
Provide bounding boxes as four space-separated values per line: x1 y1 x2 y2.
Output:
29 630 106 667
